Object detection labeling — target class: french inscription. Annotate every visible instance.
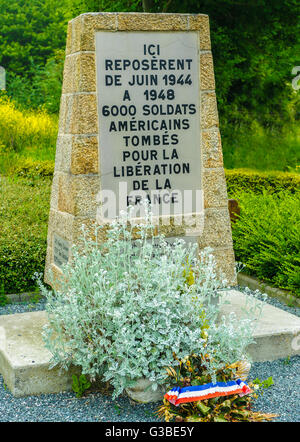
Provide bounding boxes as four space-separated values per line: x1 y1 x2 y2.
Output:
95 32 202 219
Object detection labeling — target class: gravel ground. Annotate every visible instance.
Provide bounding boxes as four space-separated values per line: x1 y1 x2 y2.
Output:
0 289 299 422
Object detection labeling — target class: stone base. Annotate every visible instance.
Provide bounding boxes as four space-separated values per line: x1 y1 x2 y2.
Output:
220 290 300 362
0 290 299 398
0 311 80 397
125 378 165 403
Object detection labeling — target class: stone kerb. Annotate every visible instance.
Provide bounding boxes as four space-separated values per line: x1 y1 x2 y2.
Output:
45 12 236 287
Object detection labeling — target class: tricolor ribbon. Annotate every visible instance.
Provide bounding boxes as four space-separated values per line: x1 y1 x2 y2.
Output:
164 379 252 406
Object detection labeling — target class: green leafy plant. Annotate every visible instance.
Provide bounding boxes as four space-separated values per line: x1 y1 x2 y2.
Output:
0 176 51 294
13 159 55 179
28 290 42 304
36 204 260 399
113 404 123 415
252 376 274 392
232 190 300 297
71 374 91 398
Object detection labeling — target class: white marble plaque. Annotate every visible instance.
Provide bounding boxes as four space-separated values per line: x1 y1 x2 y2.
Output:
95 31 202 220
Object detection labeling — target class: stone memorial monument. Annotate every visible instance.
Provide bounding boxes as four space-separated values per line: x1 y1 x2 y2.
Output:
45 12 237 287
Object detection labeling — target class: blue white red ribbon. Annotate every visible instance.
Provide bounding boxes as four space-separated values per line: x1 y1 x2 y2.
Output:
164 379 252 406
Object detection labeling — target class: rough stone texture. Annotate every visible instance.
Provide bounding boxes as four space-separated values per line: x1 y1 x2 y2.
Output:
201 92 219 129
57 173 100 217
54 135 73 174
210 247 237 285
53 135 99 175
47 209 74 244
82 14 118 51
57 94 98 135
62 53 96 94
69 93 98 135
203 168 229 208
45 12 237 287
202 129 224 168
66 13 119 55
125 378 165 403
57 174 74 214
117 13 189 31
200 52 215 90
71 135 99 175
0 311 80 397
189 14 211 50
198 207 234 249
49 172 59 210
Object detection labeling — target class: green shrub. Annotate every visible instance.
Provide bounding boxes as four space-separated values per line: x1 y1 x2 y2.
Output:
0 282 9 306
36 205 260 399
7 50 64 115
13 159 55 178
221 122 300 172
0 176 52 294
225 169 300 196
232 191 300 297
71 374 91 398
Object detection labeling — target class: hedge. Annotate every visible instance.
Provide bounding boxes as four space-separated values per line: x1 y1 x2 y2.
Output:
0 176 52 294
225 168 300 196
232 190 300 298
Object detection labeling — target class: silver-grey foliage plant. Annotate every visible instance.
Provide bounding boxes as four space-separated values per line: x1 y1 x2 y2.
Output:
37 204 259 398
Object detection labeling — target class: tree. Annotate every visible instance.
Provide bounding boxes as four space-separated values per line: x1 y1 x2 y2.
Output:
0 0 70 76
1 0 299 127
142 0 153 12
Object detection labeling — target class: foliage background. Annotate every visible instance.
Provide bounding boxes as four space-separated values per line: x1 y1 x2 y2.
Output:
66 0 300 128
0 0 298 125
0 0 299 170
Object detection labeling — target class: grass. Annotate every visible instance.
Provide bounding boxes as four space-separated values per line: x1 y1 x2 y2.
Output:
221 120 300 173
0 95 57 175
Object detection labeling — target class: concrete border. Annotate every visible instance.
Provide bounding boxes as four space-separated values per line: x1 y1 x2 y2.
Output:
237 272 300 308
